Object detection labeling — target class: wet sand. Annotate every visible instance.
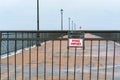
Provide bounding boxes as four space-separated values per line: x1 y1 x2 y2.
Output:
1 33 120 80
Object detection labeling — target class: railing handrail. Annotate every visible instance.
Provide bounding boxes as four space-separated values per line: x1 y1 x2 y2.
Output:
0 30 120 33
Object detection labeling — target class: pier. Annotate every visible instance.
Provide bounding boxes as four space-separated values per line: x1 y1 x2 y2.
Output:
0 30 120 80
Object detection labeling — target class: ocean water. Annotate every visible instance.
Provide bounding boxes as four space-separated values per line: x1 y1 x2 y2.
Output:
1 32 37 55
94 33 120 44
0 32 63 55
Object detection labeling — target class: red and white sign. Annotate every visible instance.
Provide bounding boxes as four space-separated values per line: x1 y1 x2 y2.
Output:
69 39 83 47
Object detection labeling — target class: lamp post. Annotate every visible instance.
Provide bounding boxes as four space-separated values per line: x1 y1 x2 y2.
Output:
60 9 63 30
36 0 41 46
0 32 1 56
74 23 76 30
68 17 71 31
72 20 73 30
37 0 39 31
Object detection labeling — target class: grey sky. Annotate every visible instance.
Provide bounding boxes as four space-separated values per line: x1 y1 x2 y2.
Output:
0 0 120 30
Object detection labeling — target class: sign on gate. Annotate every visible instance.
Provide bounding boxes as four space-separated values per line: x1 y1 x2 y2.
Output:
68 31 84 47
69 38 83 47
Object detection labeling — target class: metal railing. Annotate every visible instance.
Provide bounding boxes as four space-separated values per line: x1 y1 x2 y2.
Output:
0 30 120 80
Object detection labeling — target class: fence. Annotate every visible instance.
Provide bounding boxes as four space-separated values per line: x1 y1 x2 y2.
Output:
0 30 120 80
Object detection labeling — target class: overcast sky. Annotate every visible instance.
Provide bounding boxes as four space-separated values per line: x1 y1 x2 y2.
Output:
0 0 120 30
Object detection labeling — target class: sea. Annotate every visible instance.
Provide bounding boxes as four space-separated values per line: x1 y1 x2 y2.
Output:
0 32 37 58
0 32 63 58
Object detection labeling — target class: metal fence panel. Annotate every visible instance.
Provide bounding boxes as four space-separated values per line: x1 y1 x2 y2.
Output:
0 31 120 80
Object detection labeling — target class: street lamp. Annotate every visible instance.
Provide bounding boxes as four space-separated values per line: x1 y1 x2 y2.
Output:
37 0 39 31
36 0 41 46
74 23 76 30
72 20 73 30
0 32 1 55
60 9 63 30
68 17 71 31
